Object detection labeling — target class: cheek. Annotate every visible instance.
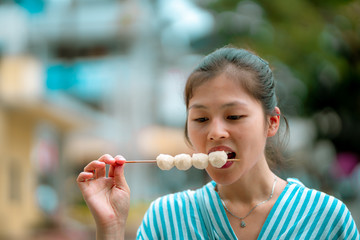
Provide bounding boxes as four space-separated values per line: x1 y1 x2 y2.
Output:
187 124 197 142
238 120 267 144
187 123 204 149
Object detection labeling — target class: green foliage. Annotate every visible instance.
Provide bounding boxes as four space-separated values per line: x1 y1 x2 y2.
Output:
193 0 360 153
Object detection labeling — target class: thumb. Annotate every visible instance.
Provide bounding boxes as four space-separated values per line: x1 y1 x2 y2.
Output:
114 156 130 192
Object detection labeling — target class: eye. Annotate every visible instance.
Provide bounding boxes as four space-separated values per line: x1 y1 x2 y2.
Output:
193 117 209 123
227 115 244 120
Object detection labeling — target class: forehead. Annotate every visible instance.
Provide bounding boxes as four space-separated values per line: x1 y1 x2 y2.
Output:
189 65 255 95
188 71 257 108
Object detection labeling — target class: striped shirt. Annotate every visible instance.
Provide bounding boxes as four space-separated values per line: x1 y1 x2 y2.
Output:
137 178 360 239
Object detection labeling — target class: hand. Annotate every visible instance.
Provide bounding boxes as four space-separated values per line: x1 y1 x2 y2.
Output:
77 154 130 239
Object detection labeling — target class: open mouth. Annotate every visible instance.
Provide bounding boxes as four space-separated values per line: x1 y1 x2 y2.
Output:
226 151 236 159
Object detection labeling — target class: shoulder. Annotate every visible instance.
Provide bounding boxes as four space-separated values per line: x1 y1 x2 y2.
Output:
149 181 214 209
285 178 359 235
286 177 344 203
285 177 348 214
143 181 215 223
260 178 359 239
149 188 196 210
142 181 215 224
137 182 214 239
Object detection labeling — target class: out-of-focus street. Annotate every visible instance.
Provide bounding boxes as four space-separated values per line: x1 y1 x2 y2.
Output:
0 0 359 239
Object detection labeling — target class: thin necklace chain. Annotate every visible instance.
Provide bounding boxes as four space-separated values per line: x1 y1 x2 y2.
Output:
216 177 277 228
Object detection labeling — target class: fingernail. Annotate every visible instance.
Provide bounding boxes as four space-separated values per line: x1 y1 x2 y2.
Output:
116 159 126 165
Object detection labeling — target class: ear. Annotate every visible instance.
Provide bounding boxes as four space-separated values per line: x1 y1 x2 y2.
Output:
267 107 281 137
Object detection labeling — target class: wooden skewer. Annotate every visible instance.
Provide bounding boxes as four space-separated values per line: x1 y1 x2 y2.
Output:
125 160 157 163
229 159 241 162
125 159 241 163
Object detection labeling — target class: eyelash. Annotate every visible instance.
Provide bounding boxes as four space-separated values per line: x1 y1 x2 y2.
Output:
227 115 244 120
193 115 244 123
194 117 209 123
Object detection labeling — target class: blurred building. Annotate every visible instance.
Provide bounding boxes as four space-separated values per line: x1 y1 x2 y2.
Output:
5 0 357 239
0 0 214 239
0 54 100 239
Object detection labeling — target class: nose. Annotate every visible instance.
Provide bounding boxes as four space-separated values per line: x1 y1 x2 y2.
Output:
208 118 229 141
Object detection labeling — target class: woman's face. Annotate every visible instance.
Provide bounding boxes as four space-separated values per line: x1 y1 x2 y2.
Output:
187 71 275 185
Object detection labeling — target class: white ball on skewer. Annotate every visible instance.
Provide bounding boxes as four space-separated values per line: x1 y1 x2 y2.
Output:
209 151 227 168
192 153 209 169
174 153 192 170
156 154 175 170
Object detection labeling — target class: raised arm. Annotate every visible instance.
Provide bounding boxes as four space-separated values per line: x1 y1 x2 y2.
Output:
77 154 130 240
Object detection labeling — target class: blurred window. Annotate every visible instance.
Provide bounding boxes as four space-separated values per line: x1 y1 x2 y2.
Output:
9 160 21 202
46 57 118 109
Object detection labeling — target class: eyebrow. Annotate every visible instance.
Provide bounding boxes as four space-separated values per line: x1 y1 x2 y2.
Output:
188 100 247 110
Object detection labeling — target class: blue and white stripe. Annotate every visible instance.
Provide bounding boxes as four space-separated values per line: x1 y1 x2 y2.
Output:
137 179 359 239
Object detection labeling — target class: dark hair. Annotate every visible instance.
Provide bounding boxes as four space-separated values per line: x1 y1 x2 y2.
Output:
184 46 289 169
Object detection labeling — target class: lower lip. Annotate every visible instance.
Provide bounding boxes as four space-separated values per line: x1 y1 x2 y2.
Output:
220 161 234 169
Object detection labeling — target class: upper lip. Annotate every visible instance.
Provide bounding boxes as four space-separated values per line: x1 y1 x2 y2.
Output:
208 145 235 154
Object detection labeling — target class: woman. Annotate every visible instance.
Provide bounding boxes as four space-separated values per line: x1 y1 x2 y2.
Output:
77 47 359 239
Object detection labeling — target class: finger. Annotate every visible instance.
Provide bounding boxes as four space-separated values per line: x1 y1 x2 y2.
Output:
114 155 126 165
87 154 115 178
98 154 116 165
77 172 95 182
109 155 126 178
114 163 129 192
99 154 117 178
94 155 112 178
96 165 106 179
108 164 115 178
84 160 106 173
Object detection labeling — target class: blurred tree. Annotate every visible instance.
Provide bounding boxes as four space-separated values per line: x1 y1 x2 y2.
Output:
193 0 360 158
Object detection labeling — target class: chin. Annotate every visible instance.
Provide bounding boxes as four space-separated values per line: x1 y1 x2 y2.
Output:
206 172 239 186
206 164 239 181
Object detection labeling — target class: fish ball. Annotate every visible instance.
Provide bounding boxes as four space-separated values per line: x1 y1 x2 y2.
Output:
174 154 192 170
209 151 227 168
156 154 174 170
192 153 209 169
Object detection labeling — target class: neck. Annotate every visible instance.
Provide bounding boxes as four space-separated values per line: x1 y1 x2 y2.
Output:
217 160 276 205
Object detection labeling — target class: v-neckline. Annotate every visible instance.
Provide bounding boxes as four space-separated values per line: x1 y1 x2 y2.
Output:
210 180 291 240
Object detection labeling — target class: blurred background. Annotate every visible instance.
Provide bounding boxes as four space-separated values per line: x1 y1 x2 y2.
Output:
0 0 359 239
